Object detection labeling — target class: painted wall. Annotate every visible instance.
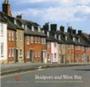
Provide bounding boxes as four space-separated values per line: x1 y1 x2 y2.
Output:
16 29 24 63
51 42 59 63
0 22 7 63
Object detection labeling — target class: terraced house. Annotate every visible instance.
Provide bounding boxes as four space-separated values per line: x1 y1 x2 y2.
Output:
0 0 90 64
43 23 90 64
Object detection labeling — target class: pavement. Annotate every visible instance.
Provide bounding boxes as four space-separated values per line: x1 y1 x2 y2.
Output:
0 62 90 75
1 65 90 87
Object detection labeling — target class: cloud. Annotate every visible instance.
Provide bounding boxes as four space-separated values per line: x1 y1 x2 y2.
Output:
14 4 90 23
13 0 90 6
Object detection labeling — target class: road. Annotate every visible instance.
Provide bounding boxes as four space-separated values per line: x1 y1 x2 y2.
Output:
1 65 90 87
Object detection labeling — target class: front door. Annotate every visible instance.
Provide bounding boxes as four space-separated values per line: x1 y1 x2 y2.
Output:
30 50 33 62
15 49 18 62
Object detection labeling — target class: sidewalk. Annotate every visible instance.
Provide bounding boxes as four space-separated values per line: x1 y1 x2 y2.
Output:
0 63 89 76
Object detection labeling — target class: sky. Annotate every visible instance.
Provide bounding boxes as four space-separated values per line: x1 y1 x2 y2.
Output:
0 0 90 34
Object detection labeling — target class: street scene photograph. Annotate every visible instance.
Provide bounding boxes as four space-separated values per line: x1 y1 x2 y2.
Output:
0 0 90 87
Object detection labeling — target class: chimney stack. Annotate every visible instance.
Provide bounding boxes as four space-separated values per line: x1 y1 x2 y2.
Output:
60 26 64 32
50 24 57 32
67 26 72 34
78 30 82 35
2 0 12 16
72 29 76 34
16 15 22 19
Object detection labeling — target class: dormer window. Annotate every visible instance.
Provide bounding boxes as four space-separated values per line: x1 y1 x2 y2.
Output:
55 34 57 39
58 35 61 40
38 26 41 32
42 30 44 33
47 32 49 37
14 19 17 25
78 38 80 43
32 26 34 31
22 24 24 29
25 25 28 30
73 37 76 42
65 36 68 40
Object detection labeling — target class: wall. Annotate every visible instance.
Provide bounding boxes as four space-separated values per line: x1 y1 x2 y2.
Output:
0 22 7 64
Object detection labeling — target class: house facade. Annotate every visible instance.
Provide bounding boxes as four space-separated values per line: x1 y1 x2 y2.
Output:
0 21 7 64
0 0 90 64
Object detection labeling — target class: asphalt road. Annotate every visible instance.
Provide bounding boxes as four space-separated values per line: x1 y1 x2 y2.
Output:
1 65 90 87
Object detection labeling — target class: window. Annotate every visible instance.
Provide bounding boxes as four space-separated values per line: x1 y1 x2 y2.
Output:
31 26 34 31
35 37 38 43
20 32 23 40
12 48 15 57
25 25 28 30
8 48 11 57
73 37 76 42
38 26 41 32
12 32 14 41
54 53 56 58
0 43 4 57
42 38 46 44
55 34 57 39
22 24 25 29
0 24 3 36
26 36 30 45
54 42 56 47
14 19 17 25
20 49 22 56
78 38 80 42
65 36 68 40
8 31 11 41
26 51 30 59
47 32 49 37
31 36 34 43
35 51 38 57
41 38 43 44
59 35 61 40
38 37 40 43
37 52 40 57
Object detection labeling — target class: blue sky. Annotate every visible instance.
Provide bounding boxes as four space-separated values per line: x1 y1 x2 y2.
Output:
0 0 90 33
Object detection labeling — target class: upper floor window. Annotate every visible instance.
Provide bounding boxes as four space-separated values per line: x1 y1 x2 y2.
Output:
78 38 81 43
58 35 61 40
38 37 40 43
55 34 57 39
47 32 49 37
65 36 68 40
0 24 3 37
25 25 28 30
31 26 34 31
26 36 30 45
19 32 23 41
43 38 46 44
8 31 11 41
54 42 57 47
38 26 41 32
0 43 4 57
54 53 56 58
14 19 17 25
73 37 76 42
12 32 15 41
31 36 34 43
22 24 25 29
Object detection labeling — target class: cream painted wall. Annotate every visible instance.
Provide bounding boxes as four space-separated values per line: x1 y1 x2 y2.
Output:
0 22 7 61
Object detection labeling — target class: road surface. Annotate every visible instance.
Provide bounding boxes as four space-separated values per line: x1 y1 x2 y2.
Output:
1 65 90 87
